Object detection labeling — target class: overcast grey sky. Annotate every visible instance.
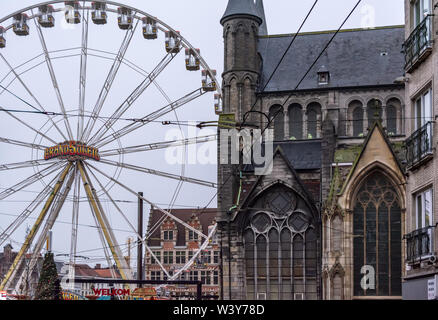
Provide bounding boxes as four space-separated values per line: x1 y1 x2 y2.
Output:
0 0 404 268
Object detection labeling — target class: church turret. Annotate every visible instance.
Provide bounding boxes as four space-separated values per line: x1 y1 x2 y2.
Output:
220 0 266 121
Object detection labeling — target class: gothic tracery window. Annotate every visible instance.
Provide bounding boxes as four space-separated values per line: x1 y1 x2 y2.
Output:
353 172 402 297
244 185 319 300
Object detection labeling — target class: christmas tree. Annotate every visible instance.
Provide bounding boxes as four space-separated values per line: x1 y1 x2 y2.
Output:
34 252 61 300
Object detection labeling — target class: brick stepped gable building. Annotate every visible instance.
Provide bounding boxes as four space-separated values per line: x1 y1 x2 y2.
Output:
217 0 408 300
145 208 220 300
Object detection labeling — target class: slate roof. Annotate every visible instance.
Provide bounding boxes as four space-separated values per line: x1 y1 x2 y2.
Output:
275 141 321 170
243 140 322 172
146 208 217 247
258 26 405 92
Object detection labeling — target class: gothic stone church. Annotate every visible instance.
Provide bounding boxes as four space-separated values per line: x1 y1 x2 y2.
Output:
217 0 407 300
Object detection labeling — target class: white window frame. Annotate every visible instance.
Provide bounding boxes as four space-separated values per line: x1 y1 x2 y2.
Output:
415 88 433 130
413 0 431 28
415 188 434 257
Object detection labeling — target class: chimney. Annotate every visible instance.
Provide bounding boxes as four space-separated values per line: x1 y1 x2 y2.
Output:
95 264 101 269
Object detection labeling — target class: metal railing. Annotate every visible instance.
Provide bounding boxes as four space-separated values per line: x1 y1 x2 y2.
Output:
405 121 433 167
405 225 436 262
403 15 433 70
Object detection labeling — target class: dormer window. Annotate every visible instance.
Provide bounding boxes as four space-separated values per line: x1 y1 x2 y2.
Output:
163 230 173 241
317 65 330 85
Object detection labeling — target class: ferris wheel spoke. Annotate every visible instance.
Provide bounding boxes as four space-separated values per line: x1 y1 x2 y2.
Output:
14 165 76 294
32 12 74 140
0 136 48 151
95 87 205 149
77 8 90 140
0 159 58 171
98 158 217 188
99 134 217 157
77 161 133 280
86 167 139 238
86 162 208 240
0 163 73 291
0 107 58 145
0 173 59 248
69 165 80 270
88 51 179 146
81 19 140 142
0 162 64 201
0 54 68 142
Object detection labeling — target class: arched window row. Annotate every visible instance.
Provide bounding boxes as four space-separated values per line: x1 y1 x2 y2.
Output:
243 185 320 300
348 98 404 137
269 103 322 141
267 98 403 141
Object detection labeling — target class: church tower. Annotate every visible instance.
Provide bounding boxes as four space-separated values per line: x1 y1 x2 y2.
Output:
217 0 267 300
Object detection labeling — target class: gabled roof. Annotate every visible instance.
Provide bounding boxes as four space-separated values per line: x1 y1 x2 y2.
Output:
337 121 406 208
235 146 319 222
258 26 405 92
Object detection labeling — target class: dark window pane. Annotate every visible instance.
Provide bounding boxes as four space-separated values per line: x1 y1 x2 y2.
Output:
289 105 303 139
353 107 364 136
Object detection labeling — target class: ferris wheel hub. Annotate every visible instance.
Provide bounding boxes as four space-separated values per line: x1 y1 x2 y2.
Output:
44 141 100 162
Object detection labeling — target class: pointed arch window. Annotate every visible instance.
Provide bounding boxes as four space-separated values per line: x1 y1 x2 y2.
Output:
353 172 402 297
243 184 320 300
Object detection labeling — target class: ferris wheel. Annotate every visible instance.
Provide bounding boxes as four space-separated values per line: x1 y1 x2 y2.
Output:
0 0 222 294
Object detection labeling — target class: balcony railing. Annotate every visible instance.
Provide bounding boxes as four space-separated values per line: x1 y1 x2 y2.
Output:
405 225 436 263
405 121 433 168
403 15 433 71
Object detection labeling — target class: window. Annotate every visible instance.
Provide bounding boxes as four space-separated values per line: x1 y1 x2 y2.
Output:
413 0 431 28
415 188 433 230
176 251 186 264
213 251 219 264
306 103 321 139
353 172 402 297
415 88 432 130
386 105 397 136
353 106 364 137
163 230 173 241
202 251 211 264
188 230 199 241
289 104 303 140
213 271 219 285
269 105 284 141
151 271 161 280
407 188 434 260
201 271 210 285
163 251 173 264
151 251 161 264
244 184 319 300
189 271 198 281
188 250 194 260
208 225 218 243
